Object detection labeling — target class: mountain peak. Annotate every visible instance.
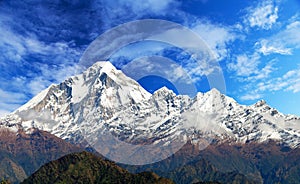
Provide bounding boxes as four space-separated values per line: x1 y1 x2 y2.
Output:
154 86 175 94
90 61 115 69
207 88 221 95
85 61 118 80
254 99 267 107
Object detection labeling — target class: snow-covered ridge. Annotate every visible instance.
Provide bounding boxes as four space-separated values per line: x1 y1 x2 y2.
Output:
1 61 300 148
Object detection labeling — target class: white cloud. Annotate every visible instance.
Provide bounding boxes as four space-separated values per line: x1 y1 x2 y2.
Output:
36 63 82 84
119 56 198 96
227 52 276 98
0 89 27 104
240 93 262 101
23 36 81 57
0 15 81 65
232 13 300 102
0 89 28 117
227 53 260 77
0 21 26 62
27 77 51 96
228 55 277 101
150 20 238 82
251 62 275 80
192 21 238 61
105 19 237 85
278 68 300 93
256 66 300 93
257 39 292 55
244 0 279 30
97 0 180 29
122 56 193 84
256 20 300 55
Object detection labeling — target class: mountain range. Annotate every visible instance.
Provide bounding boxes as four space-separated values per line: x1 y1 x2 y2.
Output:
1 61 300 183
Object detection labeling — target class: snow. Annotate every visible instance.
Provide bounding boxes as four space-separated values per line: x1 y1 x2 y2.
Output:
71 74 89 104
0 124 18 133
258 123 281 141
15 85 52 112
0 61 299 148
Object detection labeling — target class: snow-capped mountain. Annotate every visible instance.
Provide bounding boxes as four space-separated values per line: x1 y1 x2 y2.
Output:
1 61 300 150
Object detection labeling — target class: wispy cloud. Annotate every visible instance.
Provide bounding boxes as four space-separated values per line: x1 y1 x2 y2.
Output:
257 66 300 93
100 18 237 86
238 65 300 102
256 39 292 55
122 56 192 83
93 0 239 70
228 6 300 103
240 93 262 101
0 89 28 117
0 61 82 115
0 20 26 62
191 20 238 61
96 0 180 29
244 0 279 30
0 28 81 63
227 53 261 77
125 56 198 96
0 11 83 92
227 53 276 101
256 20 300 55
0 89 27 104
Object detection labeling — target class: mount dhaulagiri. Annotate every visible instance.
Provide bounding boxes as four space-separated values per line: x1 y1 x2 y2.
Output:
1 61 300 183
2 61 299 148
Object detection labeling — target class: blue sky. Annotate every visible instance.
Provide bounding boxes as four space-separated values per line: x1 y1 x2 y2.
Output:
0 0 300 116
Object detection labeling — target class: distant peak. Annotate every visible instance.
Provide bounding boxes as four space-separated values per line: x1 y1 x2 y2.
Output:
194 89 221 100
254 99 267 107
158 86 171 91
153 86 176 95
206 88 221 95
